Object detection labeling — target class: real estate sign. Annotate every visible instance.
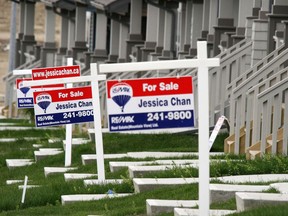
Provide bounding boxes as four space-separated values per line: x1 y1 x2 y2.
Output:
33 86 93 127
16 78 64 108
106 76 194 132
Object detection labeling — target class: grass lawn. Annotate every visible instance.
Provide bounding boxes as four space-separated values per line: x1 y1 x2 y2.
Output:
1 118 288 215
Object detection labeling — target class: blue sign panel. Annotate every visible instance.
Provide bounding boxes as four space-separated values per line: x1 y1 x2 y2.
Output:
33 86 93 127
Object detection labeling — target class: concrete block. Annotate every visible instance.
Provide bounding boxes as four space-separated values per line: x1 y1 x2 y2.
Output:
146 199 198 216
44 167 77 177
61 193 132 205
236 192 288 212
48 138 62 143
270 182 288 194
6 159 34 169
110 159 202 173
128 152 224 158
129 164 196 178
84 179 124 186
210 184 269 203
155 159 200 165
18 185 40 189
127 152 196 159
174 208 236 216
81 153 128 165
38 148 62 151
0 125 57 130
83 152 224 166
0 137 39 142
133 178 198 193
0 123 17 126
63 138 90 148
34 149 63 161
32 144 43 148
6 180 24 185
215 174 288 184
110 161 155 172
64 173 97 181
0 126 35 131
113 159 229 173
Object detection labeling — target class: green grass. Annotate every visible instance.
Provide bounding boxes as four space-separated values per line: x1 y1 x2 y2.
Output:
0 129 65 139
138 154 288 179
1 120 288 216
0 184 198 216
0 118 32 126
229 203 288 216
0 120 207 215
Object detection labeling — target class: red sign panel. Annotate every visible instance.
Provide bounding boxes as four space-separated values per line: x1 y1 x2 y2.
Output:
32 65 81 80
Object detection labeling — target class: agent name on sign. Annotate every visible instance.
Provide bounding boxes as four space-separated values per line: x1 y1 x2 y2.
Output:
56 101 92 110
138 97 191 108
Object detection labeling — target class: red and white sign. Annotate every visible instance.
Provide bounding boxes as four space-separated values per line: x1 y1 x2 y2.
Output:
33 86 93 127
106 76 194 131
32 65 80 80
16 78 64 108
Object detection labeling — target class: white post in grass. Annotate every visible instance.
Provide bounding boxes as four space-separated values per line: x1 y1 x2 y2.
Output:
21 175 28 204
90 63 105 181
197 41 210 216
65 58 73 167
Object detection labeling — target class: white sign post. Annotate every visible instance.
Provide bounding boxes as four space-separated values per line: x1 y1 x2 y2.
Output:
99 41 219 216
197 42 210 216
65 58 73 167
90 63 105 181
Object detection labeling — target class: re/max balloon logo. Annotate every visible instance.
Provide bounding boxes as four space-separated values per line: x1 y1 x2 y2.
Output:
36 93 52 113
19 81 30 97
110 83 133 112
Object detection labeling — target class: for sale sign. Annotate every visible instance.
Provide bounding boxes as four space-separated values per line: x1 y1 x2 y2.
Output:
33 86 93 127
16 78 64 108
106 76 194 132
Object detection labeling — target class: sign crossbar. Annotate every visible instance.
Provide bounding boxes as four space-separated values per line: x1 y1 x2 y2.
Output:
99 58 219 73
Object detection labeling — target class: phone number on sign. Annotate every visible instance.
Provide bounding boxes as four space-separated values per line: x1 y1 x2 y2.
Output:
63 110 94 119
147 111 192 121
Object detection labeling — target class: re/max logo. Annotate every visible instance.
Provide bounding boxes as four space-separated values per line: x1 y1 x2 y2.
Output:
111 116 134 124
